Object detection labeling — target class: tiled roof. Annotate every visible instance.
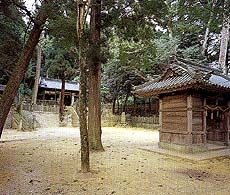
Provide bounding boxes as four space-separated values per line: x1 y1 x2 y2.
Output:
133 59 230 96
39 77 79 92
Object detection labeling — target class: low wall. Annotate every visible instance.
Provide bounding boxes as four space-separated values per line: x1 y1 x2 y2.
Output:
101 114 159 129
101 105 159 129
127 115 159 129
16 104 160 129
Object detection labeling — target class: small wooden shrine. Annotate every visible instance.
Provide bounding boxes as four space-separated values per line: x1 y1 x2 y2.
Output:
38 77 79 106
133 59 230 153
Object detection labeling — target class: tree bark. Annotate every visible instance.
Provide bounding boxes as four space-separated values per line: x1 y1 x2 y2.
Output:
123 93 129 112
165 0 173 39
79 40 90 172
133 95 137 115
218 2 230 75
88 0 104 151
117 97 120 114
0 2 49 139
59 74 65 123
112 96 116 114
76 0 90 172
31 44 42 105
202 1 215 56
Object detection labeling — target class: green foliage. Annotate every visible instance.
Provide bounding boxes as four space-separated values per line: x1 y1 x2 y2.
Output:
43 38 78 79
153 35 179 65
101 0 228 105
0 0 228 105
0 1 25 84
47 1 77 48
40 1 80 80
19 83 32 96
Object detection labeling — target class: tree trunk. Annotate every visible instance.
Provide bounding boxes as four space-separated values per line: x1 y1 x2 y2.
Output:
31 44 42 105
112 96 116 114
202 15 212 55
0 3 49 139
59 74 65 123
123 93 129 113
117 97 120 114
202 0 215 56
165 0 173 39
76 0 90 172
148 98 151 113
88 0 104 151
218 8 230 75
79 40 90 172
133 95 137 115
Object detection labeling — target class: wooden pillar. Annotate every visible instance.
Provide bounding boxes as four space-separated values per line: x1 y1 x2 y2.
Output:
71 93 75 106
133 95 137 115
144 98 147 114
159 99 163 141
187 95 193 145
55 89 57 103
43 90 45 100
203 98 207 144
227 101 230 145
149 98 151 113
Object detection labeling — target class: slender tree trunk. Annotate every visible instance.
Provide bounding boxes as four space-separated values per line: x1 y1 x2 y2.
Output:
59 74 65 123
123 93 129 112
202 15 213 55
133 95 137 115
165 0 177 60
219 3 230 75
79 41 90 172
31 44 42 105
88 0 104 151
117 97 120 114
112 96 116 114
148 98 151 113
76 0 90 172
0 3 49 139
165 0 173 39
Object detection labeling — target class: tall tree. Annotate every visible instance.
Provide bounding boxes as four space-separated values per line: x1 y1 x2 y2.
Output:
0 0 51 138
59 71 66 123
31 44 42 105
202 0 216 55
218 0 229 75
88 0 104 151
76 0 90 172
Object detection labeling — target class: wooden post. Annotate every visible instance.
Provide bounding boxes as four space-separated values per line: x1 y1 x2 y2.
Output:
159 99 163 141
55 89 57 102
227 101 230 145
31 44 42 105
203 98 207 144
71 93 75 106
149 98 151 113
187 95 193 145
134 95 137 115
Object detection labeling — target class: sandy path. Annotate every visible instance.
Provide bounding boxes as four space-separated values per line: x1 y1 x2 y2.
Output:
0 127 230 195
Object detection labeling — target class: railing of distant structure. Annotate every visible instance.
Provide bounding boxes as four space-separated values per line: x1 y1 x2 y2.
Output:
22 100 59 113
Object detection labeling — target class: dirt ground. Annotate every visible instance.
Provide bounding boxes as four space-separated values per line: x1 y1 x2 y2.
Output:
0 127 230 195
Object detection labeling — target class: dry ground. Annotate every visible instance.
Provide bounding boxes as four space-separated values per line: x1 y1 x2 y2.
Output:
0 127 230 195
